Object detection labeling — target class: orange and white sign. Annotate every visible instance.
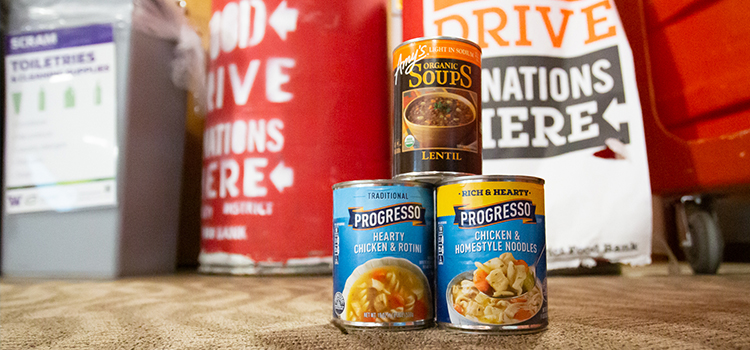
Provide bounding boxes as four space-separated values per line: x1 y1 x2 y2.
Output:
404 0 653 269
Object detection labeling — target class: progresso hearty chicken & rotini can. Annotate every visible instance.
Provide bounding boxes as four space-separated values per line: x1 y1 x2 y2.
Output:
332 180 434 331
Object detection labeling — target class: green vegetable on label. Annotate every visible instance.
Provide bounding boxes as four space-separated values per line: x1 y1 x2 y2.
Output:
523 270 535 292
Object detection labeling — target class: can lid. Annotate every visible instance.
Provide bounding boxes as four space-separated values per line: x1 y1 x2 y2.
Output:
436 174 545 186
332 179 435 190
395 36 482 52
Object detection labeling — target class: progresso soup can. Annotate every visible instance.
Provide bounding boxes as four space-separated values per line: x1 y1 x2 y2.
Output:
435 175 548 334
332 180 434 330
392 37 482 183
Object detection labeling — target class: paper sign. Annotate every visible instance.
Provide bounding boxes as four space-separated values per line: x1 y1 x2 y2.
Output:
4 24 118 213
407 0 653 269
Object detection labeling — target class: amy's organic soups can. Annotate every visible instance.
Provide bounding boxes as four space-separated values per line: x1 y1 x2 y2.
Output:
332 180 434 330
436 175 548 334
392 37 482 183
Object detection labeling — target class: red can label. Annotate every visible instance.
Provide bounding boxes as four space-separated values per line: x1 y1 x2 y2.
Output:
201 0 391 272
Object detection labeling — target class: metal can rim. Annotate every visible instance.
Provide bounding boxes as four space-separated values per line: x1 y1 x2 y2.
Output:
436 174 545 186
395 36 482 52
394 171 476 184
438 321 548 335
332 179 434 190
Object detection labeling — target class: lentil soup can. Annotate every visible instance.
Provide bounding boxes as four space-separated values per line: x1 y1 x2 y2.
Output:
392 37 482 182
436 176 548 334
332 180 434 330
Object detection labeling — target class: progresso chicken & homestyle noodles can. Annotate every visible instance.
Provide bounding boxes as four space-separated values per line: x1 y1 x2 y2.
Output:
332 180 434 330
436 175 547 334
392 37 482 183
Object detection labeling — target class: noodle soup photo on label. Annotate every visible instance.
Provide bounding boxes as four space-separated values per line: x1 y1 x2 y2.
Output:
342 258 430 324
436 175 548 334
448 253 544 325
332 180 434 331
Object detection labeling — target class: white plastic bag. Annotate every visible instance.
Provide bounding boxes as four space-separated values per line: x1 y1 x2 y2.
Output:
408 0 652 269
132 0 205 113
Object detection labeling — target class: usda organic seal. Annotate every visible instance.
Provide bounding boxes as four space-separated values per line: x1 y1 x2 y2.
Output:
404 135 415 148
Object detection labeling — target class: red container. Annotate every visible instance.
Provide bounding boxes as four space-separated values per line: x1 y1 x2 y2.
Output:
200 0 391 274
617 0 750 196
617 0 750 273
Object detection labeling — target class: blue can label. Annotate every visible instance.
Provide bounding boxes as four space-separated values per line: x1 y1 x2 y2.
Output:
332 182 434 325
436 178 547 330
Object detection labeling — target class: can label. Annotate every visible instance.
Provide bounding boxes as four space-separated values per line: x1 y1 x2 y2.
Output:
332 182 434 327
392 37 482 177
436 178 547 331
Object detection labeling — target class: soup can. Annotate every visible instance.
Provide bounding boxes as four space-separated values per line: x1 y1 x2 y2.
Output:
392 36 482 183
199 0 391 274
332 180 434 331
435 175 548 334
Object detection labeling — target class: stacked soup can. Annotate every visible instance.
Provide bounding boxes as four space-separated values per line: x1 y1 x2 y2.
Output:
332 37 548 334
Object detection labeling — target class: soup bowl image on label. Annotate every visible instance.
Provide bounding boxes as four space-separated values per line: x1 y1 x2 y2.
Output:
404 90 476 149
436 175 548 334
342 257 431 324
447 253 544 326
